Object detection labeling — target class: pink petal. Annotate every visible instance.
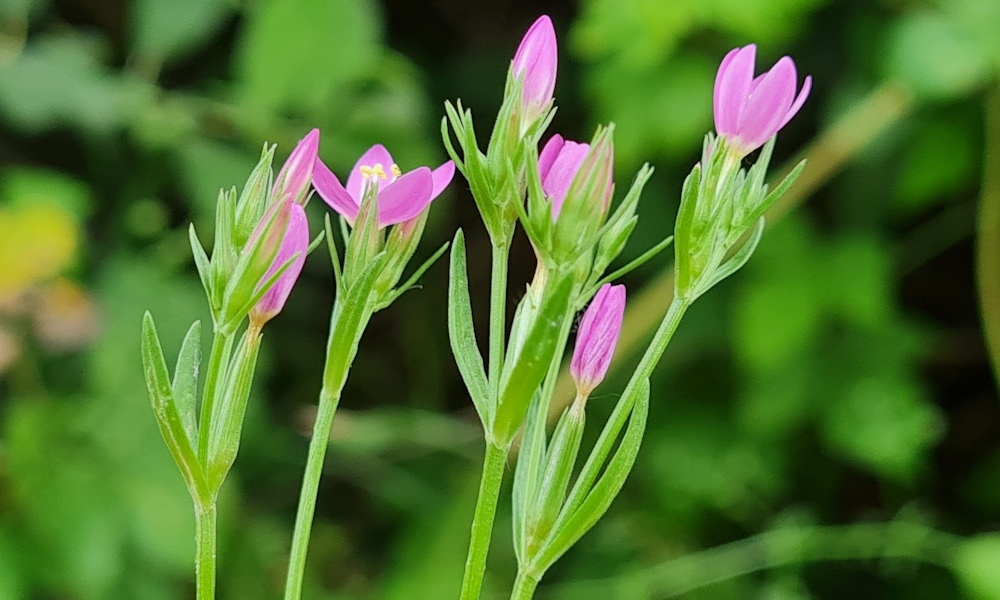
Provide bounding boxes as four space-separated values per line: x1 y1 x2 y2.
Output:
542 140 589 219
430 161 455 199
512 15 558 108
254 203 309 321
570 283 626 395
346 144 396 204
737 56 796 151
714 45 756 136
378 167 433 226
273 129 320 203
538 134 565 180
313 158 359 222
778 74 812 131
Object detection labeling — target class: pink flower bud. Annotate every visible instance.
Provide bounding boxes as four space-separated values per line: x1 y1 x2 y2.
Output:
512 15 557 121
539 134 589 220
313 144 454 228
571 284 626 397
251 202 309 324
273 129 320 204
713 45 811 158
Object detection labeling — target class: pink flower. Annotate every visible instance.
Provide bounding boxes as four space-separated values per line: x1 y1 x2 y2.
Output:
312 144 454 228
273 129 320 204
570 284 626 397
250 202 309 324
713 45 811 157
538 134 613 220
512 15 557 121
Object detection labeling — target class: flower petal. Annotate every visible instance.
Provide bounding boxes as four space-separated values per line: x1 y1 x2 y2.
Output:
253 202 309 322
538 134 565 180
512 15 558 108
313 158 359 222
714 45 756 136
778 74 812 131
431 160 456 199
542 140 589 219
346 144 396 203
737 56 796 151
378 167 433 226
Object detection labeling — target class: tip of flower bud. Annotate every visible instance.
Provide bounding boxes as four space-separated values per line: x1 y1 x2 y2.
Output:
570 283 626 397
274 129 321 204
512 15 558 116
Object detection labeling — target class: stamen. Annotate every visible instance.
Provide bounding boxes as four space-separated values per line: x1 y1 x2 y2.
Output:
391 164 402 177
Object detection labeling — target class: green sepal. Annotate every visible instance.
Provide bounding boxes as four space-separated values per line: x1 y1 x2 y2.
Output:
140 312 208 503
189 224 216 311
533 380 649 573
205 327 262 491
694 217 765 298
343 183 384 286
673 163 702 300
233 143 277 248
447 230 491 428
325 213 345 297
493 270 575 445
322 251 387 393
528 403 586 556
513 392 549 564
172 320 202 446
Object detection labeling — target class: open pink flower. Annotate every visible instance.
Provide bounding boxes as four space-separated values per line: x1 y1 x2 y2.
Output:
273 129 320 205
571 284 626 397
251 202 309 324
312 145 454 228
714 44 811 158
512 15 557 121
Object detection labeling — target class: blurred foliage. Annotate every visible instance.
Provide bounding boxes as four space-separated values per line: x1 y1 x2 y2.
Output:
0 0 998 599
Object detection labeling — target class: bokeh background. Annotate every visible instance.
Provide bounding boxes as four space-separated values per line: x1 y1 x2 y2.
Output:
2 0 1000 598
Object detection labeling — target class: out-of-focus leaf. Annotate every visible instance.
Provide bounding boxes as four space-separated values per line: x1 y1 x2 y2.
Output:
177 137 258 222
0 34 147 133
132 0 235 65
0 527 27 599
895 118 978 211
954 534 1000 600
885 11 991 100
821 374 943 482
235 0 381 113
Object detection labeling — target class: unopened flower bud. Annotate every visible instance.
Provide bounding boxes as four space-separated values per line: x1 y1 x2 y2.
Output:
273 129 320 205
570 283 626 398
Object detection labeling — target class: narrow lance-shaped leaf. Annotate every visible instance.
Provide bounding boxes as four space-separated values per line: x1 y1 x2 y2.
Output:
534 380 649 572
172 320 202 446
141 312 207 501
447 230 491 428
699 216 766 297
513 391 550 563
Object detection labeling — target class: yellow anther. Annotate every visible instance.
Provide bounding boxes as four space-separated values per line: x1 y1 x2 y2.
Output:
391 164 402 177
360 164 388 179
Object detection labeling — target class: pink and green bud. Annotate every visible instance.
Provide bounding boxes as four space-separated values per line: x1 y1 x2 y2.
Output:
250 202 309 325
313 144 454 228
713 44 811 158
570 283 626 398
273 129 320 205
512 15 557 124
538 134 590 220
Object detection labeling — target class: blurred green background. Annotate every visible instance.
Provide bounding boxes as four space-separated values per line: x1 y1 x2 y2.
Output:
2 0 1000 598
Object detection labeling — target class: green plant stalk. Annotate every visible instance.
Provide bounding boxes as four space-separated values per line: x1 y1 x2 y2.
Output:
510 570 539 600
488 240 510 392
977 84 1000 387
198 330 234 460
283 299 374 600
460 440 509 600
195 500 217 600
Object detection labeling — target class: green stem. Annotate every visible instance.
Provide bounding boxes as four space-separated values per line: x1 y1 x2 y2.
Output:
488 241 510 394
195 500 217 600
977 84 1000 387
460 440 509 600
283 388 341 600
543 522 960 599
510 570 539 600
559 297 689 522
198 330 233 460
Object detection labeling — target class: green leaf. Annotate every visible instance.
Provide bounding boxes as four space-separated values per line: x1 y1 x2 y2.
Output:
132 0 235 65
955 534 1000 600
447 230 491 428
530 405 586 551
206 328 262 490
535 380 649 573
140 312 206 500
513 393 550 563
494 270 575 444
236 0 381 113
171 320 202 446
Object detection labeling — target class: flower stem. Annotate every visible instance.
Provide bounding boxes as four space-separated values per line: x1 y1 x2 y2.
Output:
195 500 217 600
460 440 509 600
488 241 510 393
283 387 341 600
510 570 539 600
